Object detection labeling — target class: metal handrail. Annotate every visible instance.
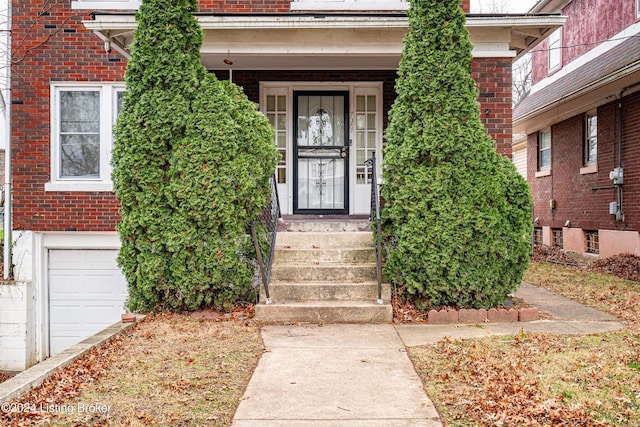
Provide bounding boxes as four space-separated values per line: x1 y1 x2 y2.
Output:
364 154 383 305
250 175 280 304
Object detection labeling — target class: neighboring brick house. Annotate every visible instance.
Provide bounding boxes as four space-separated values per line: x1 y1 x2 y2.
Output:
1 0 562 370
514 0 640 259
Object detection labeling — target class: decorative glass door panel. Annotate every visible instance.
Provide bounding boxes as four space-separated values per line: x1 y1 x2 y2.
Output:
294 92 349 214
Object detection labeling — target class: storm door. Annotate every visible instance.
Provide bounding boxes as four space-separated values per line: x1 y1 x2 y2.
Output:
293 91 349 214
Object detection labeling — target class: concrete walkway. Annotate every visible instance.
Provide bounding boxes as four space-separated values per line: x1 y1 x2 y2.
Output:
232 283 624 426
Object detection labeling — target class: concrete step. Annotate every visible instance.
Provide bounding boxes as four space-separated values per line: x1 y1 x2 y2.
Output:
261 281 391 303
270 263 378 282
276 231 374 250
273 247 376 264
254 301 393 323
280 220 371 232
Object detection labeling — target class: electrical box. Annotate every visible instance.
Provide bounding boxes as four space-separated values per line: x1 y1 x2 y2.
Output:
609 167 624 185
609 201 618 215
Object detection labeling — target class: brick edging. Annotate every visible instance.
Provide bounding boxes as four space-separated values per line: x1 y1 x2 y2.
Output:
426 307 540 324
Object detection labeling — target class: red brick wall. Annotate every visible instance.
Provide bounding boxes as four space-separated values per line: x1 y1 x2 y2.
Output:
528 91 640 231
10 1 509 232
11 2 125 232
472 58 513 158
198 0 290 12
531 0 638 85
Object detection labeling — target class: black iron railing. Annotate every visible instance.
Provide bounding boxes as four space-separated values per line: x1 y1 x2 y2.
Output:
250 175 280 304
364 154 383 305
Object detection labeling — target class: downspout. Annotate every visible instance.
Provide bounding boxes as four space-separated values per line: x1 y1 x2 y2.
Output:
616 91 624 222
3 0 11 279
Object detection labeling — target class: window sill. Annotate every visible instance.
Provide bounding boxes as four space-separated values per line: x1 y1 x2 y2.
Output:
580 164 598 175
45 181 113 192
535 169 552 178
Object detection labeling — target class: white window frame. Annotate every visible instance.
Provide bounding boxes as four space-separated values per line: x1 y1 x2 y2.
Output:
638 0 640 17
584 111 597 166
290 0 408 11
536 128 551 177
47 83 125 192
71 0 140 10
548 28 562 72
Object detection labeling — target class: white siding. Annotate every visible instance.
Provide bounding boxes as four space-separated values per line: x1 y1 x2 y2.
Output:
512 148 527 179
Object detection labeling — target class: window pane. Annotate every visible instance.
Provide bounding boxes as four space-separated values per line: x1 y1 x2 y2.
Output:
588 115 597 137
586 114 597 164
277 95 286 111
540 149 551 169
540 131 551 149
60 91 100 133
60 134 100 177
116 91 124 117
267 95 275 111
548 30 561 70
59 90 101 179
587 138 597 163
539 130 551 169
367 95 376 112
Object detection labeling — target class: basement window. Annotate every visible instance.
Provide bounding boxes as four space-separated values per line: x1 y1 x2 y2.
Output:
552 228 563 249
585 230 599 254
533 227 543 246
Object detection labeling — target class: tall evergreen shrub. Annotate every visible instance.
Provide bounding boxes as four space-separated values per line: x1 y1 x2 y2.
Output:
112 0 277 311
382 0 533 309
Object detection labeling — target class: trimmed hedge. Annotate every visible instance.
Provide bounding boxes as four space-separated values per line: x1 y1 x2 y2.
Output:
112 0 277 312
381 0 533 309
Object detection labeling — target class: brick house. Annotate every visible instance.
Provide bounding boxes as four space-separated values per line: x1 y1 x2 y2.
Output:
514 0 640 258
1 0 562 370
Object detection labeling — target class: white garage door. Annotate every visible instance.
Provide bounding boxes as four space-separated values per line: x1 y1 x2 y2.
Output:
49 249 128 355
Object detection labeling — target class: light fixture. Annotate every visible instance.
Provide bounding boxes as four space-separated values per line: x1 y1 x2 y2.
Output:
223 58 234 82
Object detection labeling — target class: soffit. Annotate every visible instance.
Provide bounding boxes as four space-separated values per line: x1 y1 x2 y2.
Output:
85 13 565 70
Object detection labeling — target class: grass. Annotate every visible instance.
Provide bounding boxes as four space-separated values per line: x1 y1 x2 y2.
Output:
1 314 263 426
408 261 640 426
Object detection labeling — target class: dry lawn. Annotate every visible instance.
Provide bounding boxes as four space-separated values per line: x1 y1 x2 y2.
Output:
409 261 640 426
1 314 263 426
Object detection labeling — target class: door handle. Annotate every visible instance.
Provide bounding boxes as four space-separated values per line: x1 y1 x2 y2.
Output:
340 147 348 158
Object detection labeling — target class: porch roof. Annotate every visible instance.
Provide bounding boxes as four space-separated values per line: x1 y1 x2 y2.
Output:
85 12 565 71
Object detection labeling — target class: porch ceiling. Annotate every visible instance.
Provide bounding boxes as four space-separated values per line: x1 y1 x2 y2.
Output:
85 13 566 70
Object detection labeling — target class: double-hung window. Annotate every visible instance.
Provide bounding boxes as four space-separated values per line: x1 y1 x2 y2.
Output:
48 84 124 191
548 29 562 72
584 112 597 165
538 129 551 171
